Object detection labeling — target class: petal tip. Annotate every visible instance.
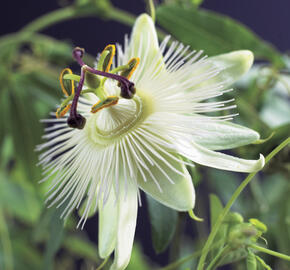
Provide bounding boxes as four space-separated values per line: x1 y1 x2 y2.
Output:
135 13 154 28
257 154 265 171
99 246 114 260
240 50 254 72
229 50 254 75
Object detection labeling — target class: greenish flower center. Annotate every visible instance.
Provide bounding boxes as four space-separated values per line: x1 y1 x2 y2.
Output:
85 90 154 146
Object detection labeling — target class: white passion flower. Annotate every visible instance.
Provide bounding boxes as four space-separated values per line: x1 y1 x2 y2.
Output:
38 14 264 270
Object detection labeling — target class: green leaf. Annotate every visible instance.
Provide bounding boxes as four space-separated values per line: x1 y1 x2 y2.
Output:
209 194 227 259
0 173 41 224
127 244 151 270
12 238 42 270
210 194 224 229
146 195 178 253
156 4 284 67
63 235 99 262
42 208 65 270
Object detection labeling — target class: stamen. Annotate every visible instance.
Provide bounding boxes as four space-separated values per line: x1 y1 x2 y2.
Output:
68 47 137 129
91 96 119 114
99 44 115 72
56 68 75 119
56 104 71 118
59 68 75 97
120 57 140 80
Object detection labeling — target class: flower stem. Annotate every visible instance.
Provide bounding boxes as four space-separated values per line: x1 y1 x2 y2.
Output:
96 256 109 270
197 137 290 270
159 241 223 270
21 7 77 33
250 244 290 261
146 0 156 22
107 7 136 26
0 5 135 48
206 245 231 270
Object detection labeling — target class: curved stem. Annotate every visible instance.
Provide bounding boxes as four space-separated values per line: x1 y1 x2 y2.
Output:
0 5 135 48
107 7 136 26
96 256 109 270
159 241 223 270
21 7 77 33
206 245 231 270
250 244 290 261
197 137 290 270
159 250 201 270
146 0 156 22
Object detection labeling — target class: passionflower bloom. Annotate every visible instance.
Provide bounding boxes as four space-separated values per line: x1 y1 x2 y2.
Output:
38 14 264 270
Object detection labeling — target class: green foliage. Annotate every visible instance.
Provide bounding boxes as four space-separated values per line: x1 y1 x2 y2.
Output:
63 235 99 262
156 4 285 67
146 194 178 253
209 194 227 259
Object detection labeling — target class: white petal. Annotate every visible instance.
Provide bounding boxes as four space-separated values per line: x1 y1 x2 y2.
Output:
110 183 138 270
137 153 195 211
193 120 260 150
207 50 254 87
98 189 118 259
127 14 164 81
176 140 264 173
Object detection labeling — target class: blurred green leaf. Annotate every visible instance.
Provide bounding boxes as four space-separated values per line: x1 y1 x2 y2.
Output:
260 83 290 128
7 75 42 180
219 247 248 266
156 4 284 67
209 194 227 260
12 238 42 270
210 194 224 229
63 235 99 262
191 0 203 7
43 208 65 270
0 173 41 224
127 244 150 270
146 195 178 254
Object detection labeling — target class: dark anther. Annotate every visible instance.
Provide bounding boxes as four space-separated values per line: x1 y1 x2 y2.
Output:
67 114 86 129
120 82 136 99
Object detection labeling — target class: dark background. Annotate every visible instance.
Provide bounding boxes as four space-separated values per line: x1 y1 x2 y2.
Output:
1 0 289 54
1 0 289 268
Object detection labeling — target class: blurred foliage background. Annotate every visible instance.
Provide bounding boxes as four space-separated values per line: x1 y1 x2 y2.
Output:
0 0 289 269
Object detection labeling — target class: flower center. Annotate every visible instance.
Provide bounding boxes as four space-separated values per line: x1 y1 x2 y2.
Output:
85 91 154 146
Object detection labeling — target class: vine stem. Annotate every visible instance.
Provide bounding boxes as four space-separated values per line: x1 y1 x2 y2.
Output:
159 241 223 270
21 6 77 33
206 245 231 270
146 0 156 22
196 137 290 270
0 3 167 50
96 256 110 270
250 244 290 261
0 5 135 48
